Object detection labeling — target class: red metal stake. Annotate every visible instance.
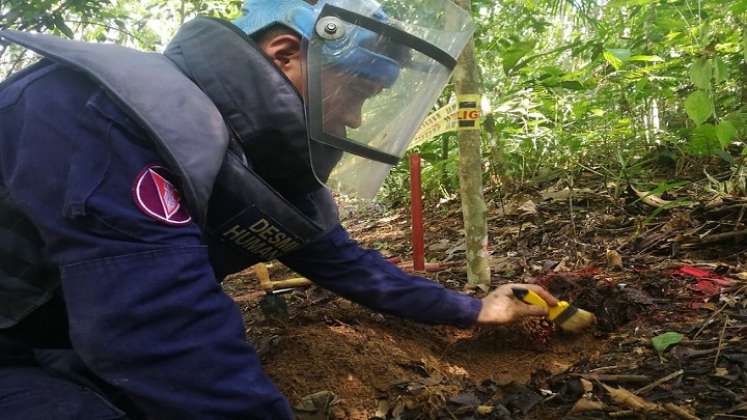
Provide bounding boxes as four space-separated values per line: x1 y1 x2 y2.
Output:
410 153 425 272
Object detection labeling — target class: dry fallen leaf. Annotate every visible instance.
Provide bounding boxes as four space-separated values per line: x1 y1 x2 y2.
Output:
580 378 594 393
606 249 623 270
427 239 452 252
602 384 661 413
714 367 729 377
518 200 538 215
553 258 570 273
490 256 521 274
702 302 718 311
570 398 606 414
476 405 494 415
374 399 389 418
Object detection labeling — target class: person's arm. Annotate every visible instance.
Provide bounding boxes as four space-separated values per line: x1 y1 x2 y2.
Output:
280 224 560 328
3 71 292 419
280 224 482 327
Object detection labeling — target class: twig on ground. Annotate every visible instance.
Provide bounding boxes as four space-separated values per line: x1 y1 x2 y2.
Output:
634 369 684 395
604 384 662 413
694 284 747 339
734 206 745 234
705 203 747 214
714 316 729 369
575 373 651 383
697 221 726 240
569 176 578 240
694 303 729 339
663 402 699 420
608 410 635 417
576 162 606 178
444 406 459 420
688 229 747 245
589 365 621 373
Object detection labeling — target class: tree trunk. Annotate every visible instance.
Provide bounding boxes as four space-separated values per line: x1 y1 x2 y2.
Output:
740 36 747 107
452 0 491 286
441 136 450 188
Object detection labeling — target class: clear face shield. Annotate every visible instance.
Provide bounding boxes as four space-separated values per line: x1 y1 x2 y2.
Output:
304 0 474 198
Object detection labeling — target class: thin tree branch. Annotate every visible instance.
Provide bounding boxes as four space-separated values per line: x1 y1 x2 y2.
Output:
7 49 29 75
511 40 583 75
64 19 146 44
0 43 8 62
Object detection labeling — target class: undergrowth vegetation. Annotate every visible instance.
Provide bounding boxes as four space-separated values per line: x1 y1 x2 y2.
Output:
381 0 747 208
2 0 747 209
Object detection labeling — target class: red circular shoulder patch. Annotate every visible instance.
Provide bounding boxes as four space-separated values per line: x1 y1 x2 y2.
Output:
132 165 192 226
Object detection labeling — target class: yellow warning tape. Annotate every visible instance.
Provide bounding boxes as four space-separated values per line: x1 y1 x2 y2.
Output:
410 95 481 149
410 102 458 149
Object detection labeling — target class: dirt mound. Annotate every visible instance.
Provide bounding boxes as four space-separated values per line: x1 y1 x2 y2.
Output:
230 287 601 418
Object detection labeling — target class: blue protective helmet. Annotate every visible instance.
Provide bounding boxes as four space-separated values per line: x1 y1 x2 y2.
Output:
233 0 319 39
233 0 402 87
232 0 389 39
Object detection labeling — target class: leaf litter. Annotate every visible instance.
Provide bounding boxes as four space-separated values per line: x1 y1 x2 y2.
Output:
221 176 747 419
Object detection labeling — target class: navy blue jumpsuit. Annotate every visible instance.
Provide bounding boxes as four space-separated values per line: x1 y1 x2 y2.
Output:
0 61 482 419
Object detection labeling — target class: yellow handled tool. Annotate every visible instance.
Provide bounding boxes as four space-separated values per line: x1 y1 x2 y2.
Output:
511 287 595 333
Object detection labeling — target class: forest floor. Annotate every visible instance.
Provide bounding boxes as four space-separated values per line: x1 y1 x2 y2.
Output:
222 173 747 420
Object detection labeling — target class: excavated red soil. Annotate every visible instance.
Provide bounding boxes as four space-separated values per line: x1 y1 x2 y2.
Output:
225 276 603 418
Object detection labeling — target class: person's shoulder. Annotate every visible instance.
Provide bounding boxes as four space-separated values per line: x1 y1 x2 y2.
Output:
0 60 99 112
0 59 148 145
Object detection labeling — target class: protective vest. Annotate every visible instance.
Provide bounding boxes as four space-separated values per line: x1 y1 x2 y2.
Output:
0 17 338 328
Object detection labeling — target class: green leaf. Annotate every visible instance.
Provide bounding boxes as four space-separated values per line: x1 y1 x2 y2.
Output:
608 48 632 61
656 14 686 32
647 180 688 196
629 55 664 62
560 80 585 90
50 15 74 39
603 51 623 70
717 150 735 164
642 199 694 224
651 332 684 353
713 57 729 84
688 124 720 155
665 31 683 42
725 112 747 135
698 24 714 50
685 90 714 126
603 49 632 70
502 40 536 73
733 0 747 14
689 58 712 90
717 121 738 147
571 100 589 117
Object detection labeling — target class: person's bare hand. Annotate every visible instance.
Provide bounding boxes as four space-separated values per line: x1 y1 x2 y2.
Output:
476 284 559 325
